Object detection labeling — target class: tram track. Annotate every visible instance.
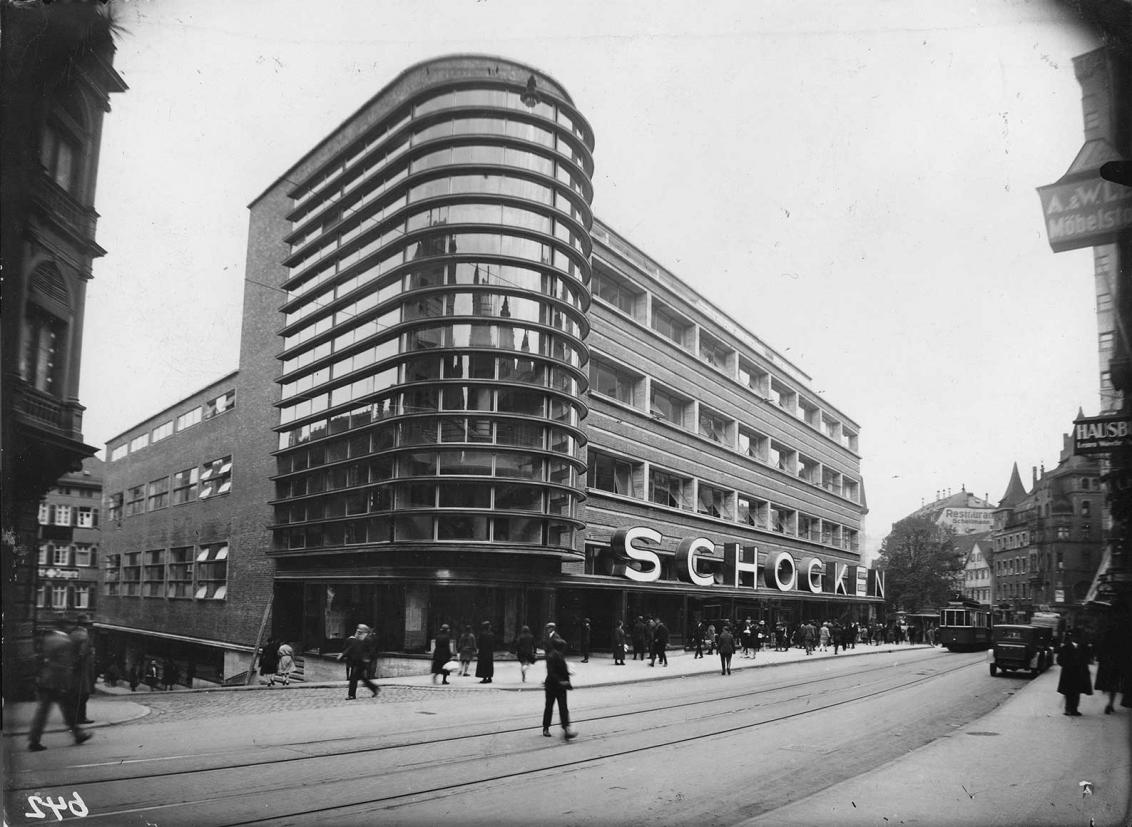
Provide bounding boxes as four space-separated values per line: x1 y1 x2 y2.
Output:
8 647 954 790
11 652 987 826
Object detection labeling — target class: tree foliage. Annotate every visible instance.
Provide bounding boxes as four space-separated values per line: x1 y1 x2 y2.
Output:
876 515 963 614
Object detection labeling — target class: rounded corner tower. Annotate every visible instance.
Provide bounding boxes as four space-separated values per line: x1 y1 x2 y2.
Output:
255 55 596 648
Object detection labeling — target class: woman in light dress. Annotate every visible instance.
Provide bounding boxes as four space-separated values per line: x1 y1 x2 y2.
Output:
270 642 296 686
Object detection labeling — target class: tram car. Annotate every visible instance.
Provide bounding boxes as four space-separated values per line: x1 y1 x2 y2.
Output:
937 599 992 651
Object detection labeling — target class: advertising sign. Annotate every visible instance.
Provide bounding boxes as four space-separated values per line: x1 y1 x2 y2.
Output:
1074 414 1132 454
38 568 80 580
608 526 884 598
937 507 995 533
1037 173 1132 253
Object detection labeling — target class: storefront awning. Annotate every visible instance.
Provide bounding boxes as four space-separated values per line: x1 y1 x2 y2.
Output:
1084 546 1114 606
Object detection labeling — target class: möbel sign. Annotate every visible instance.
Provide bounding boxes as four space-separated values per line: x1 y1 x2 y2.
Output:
1037 173 1132 253
610 527 884 598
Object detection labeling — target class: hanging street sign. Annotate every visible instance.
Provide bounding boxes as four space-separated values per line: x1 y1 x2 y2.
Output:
1037 174 1132 253
1074 413 1132 454
1037 139 1132 253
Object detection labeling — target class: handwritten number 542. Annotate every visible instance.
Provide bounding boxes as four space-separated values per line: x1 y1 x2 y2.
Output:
24 792 88 820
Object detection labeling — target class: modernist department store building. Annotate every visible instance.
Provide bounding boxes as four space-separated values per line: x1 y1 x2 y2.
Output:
98 56 879 679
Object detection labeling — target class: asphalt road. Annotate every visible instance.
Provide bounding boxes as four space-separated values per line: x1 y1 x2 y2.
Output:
6 648 1015 826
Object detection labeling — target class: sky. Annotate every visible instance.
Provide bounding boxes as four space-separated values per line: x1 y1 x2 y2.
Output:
81 0 1104 558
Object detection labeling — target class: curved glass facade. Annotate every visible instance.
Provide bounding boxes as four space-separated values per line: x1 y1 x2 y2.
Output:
271 67 594 559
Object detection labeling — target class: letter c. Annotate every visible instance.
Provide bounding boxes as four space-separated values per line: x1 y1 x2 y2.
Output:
676 537 715 586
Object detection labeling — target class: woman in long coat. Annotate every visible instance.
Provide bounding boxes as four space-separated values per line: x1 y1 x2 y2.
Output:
475 621 495 683
1057 629 1093 715
1093 621 1127 714
431 624 452 685
258 639 280 682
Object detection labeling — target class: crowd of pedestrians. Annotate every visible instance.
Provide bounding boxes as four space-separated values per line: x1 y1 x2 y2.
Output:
29 604 1130 757
686 618 887 661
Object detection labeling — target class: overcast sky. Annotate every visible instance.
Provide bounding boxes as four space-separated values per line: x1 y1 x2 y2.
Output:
81 0 1103 556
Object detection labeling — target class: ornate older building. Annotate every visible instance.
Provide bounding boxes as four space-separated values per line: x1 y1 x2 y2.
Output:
36 456 103 626
1 2 126 699
991 438 1104 624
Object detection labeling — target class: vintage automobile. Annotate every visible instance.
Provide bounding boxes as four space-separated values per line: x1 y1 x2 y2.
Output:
987 624 1055 677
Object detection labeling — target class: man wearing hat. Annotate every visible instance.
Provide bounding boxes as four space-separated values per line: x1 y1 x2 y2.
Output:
579 618 591 663
337 623 379 699
542 622 564 656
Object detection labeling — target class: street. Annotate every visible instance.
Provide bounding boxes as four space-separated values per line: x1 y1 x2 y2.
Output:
4 648 1026 826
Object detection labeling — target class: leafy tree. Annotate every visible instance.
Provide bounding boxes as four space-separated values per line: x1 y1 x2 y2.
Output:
876 515 963 615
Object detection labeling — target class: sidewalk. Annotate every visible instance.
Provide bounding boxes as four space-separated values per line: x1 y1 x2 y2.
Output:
745 667 1132 827
376 640 913 690
2 695 150 736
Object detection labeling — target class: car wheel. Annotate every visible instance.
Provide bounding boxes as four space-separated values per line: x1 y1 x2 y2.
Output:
989 663 997 676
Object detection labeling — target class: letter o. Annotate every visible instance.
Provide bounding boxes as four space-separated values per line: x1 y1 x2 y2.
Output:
764 551 796 592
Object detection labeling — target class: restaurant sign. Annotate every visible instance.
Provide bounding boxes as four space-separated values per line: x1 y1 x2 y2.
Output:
1074 414 1132 455
610 527 884 598
938 507 994 532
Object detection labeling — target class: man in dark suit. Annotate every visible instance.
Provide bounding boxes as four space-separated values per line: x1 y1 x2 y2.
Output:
650 619 669 667
337 624 379 699
717 625 735 675
28 625 92 751
542 638 576 740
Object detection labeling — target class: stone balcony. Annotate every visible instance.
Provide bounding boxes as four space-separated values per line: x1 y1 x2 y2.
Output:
11 381 84 441
31 173 101 253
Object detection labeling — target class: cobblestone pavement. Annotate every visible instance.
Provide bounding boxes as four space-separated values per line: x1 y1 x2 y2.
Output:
115 684 493 725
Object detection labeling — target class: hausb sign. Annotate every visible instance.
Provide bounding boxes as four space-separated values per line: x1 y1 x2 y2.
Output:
610 527 883 598
1074 414 1132 455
